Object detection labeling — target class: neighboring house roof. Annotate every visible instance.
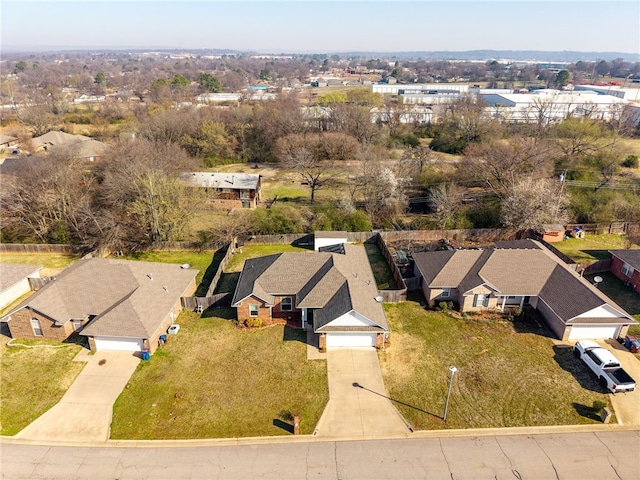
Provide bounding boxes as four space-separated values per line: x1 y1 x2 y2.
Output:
0 134 18 146
30 131 91 149
4 258 198 338
541 224 565 232
414 240 635 325
51 139 107 158
183 172 261 190
0 263 42 294
0 155 47 176
231 244 388 332
609 250 640 270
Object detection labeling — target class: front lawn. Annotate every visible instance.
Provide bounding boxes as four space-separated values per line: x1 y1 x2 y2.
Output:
380 295 614 430
0 336 83 435
111 309 328 439
552 233 634 264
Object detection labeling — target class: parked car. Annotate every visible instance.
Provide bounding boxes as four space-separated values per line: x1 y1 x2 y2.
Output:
574 340 636 393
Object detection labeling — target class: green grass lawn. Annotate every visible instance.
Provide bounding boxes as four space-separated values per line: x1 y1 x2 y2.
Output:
0 336 83 435
111 310 328 439
364 243 398 290
552 234 634 264
0 252 81 277
121 250 218 294
379 295 614 431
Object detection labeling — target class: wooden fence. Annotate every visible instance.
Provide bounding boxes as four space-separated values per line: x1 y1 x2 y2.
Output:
582 259 612 276
28 277 55 291
0 243 89 254
181 292 232 311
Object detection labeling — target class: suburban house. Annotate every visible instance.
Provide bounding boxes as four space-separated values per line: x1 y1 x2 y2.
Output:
182 172 262 209
231 243 389 349
413 239 636 341
28 131 107 162
2 258 198 354
537 224 566 243
0 263 42 310
314 231 348 251
609 250 640 294
0 134 18 153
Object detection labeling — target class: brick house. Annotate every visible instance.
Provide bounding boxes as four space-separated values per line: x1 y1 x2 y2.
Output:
413 239 636 341
609 250 640 294
231 244 389 348
2 258 198 355
182 172 261 209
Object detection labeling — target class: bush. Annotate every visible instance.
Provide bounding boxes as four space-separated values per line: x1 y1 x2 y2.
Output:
438 301 448 311
243 318 263 328
621 155 639 168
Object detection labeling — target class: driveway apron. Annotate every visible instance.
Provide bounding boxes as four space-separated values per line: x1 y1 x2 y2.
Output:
315 348 410 438
16 351 140 442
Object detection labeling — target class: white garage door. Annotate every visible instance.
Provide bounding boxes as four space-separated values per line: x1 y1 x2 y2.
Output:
93 336 144 352
325 333 376 348
568 325 619 341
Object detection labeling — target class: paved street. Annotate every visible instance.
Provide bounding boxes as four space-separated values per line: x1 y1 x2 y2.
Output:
2 429 639 479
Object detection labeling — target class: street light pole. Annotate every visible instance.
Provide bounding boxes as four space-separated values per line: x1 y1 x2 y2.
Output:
443 365 457 422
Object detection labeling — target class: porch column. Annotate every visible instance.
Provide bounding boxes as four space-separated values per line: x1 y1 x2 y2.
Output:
301 308 307 330
519 297 525 309
501 296 506 311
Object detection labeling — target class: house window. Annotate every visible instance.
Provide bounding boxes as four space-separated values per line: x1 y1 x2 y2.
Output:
473 294 489 307
441 288 451 298
249 304 259 317
281 297 292 312
622 262 634 277
31 318 43 336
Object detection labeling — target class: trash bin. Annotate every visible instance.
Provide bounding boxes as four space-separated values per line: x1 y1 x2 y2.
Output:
624 335 637 350
141 350 150 361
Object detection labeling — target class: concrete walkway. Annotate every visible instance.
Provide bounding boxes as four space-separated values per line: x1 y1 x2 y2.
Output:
314 348 410 438
16 350 139 442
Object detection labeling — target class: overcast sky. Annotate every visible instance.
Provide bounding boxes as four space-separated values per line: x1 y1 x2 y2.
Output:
2 1 639 54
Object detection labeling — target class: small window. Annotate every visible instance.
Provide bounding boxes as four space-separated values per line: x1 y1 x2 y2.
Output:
622 262 634 277
31 318 43 336
441 288 451 298
249 304 259 317
73 320 83 332
281 297 292 312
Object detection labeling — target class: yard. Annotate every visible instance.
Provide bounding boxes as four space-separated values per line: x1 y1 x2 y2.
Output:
364 243 399 290
379 294 614 431
0 252 81 278
110 309 328 439
552 233 634 264
0 335 84 435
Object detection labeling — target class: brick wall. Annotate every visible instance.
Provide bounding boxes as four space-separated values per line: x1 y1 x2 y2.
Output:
8 308 74 341
236 296 272 324
611 256 640 293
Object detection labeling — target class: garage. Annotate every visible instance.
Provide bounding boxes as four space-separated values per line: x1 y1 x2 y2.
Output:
325 333 376 348
93 336 144 352
568 325 619 341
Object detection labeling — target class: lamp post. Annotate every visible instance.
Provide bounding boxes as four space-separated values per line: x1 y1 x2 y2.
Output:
443 365 457 422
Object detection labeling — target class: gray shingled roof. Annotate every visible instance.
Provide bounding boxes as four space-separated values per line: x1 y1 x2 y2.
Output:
7 258 198 339
0 263 42 294
231 245 389 332
183 172 260 190
314 231 347 239
30 131 91 149
609 250 640 270
414 240 635 326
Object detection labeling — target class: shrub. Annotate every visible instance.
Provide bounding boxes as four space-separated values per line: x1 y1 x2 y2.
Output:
621 155 639 168
244 318 263 328
438 301 448 311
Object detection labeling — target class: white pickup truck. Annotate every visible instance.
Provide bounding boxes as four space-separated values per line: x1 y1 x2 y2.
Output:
574 340 636 394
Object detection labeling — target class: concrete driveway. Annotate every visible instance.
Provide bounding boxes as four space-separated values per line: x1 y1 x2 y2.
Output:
598 340 640 426
16 350 139 442
314 348 410 438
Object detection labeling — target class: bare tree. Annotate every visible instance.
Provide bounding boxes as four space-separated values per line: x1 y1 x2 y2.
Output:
428 183 465 232
501 177 570 232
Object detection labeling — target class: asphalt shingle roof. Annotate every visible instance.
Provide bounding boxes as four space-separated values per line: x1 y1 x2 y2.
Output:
609 250 640 270
0 263 42 294
8 258 198 339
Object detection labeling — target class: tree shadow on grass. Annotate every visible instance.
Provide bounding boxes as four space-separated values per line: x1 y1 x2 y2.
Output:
552 345 608 394
352 382 441 422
